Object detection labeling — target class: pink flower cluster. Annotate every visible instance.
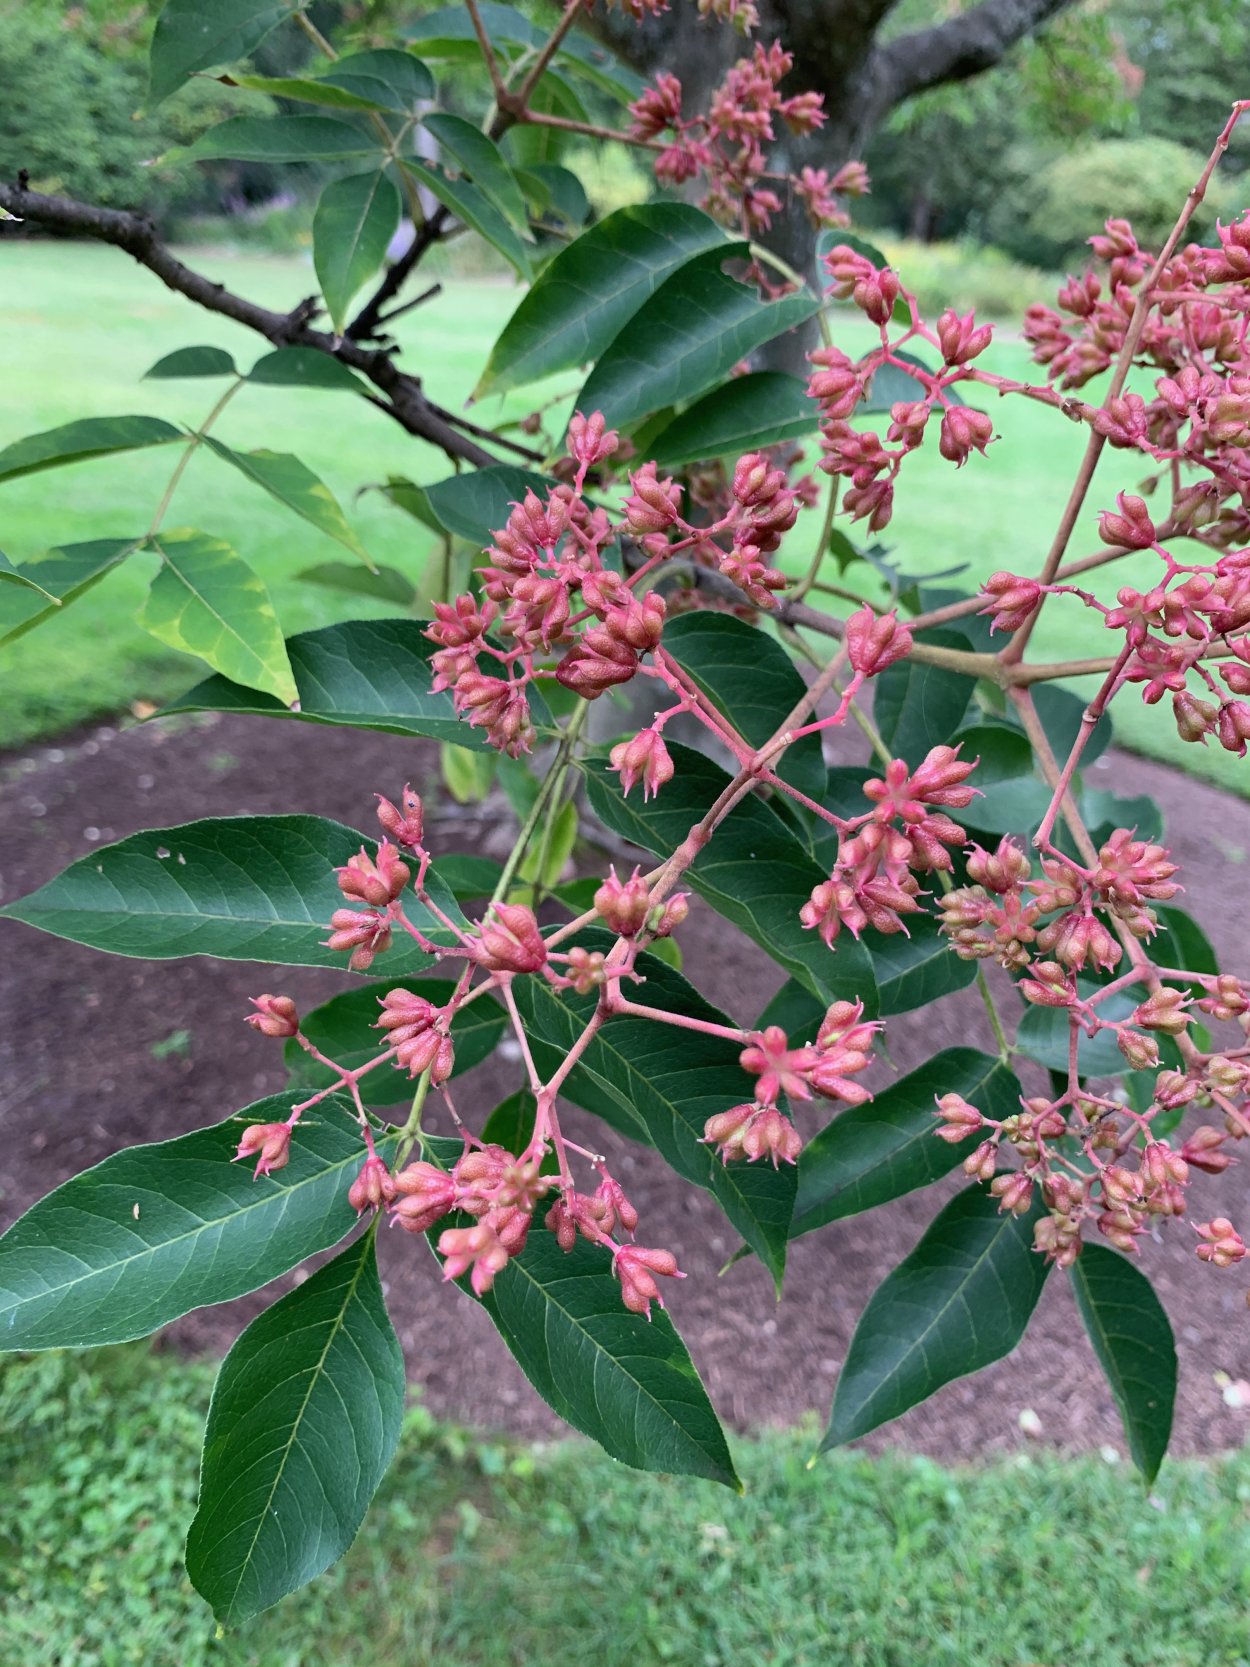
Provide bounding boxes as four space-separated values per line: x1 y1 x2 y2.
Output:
801 744 979 945
807 248 996 530
703 999 880 1166
628 45 867 245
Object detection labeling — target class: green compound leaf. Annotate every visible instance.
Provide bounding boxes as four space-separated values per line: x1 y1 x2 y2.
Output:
162 617 489 747
1072 1243 1176 1483
144 346 239 379
0 1095 387 1350
650 372 816 467
514 943 796 1288
0 815 462 973
182 115 383 163
186 1229 405 1623
422 463 553 545
0 415 181 482
312 169 401 334
141 530 297 705
476 202 729 398
822 1183 1049 1449
462 1197 739 1488
200 436 372 564
793 1050 1021 1239
0 539 139 646
246 348 369 394
585 743 878 1014
402 159 533 281
872 629 976 764
578 244 818 430
148 0 298 103
424 113 531 238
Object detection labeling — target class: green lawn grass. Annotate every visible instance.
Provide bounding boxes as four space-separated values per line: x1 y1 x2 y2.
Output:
3 1346 1248 1667
1 240 1245 796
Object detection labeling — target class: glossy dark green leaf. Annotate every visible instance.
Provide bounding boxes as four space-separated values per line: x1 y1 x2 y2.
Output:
793 1050 1020 1239
475 202 729 398
649 372 816 466
199 435 370 561
478 1090 541 1156
1072 1243 1176 1482
312 170 401 334
142 530 297 704
149 0 297 103
285 980 505 1105
402 159 533 281
422 463 553 545
866 915 978 1015
1001 683 1113 768
662 612 826 799
222 70 392 111
182 115 382 163
186 1229 404 1622
1150 904 1217 977
585 743 877 1013
0 551 56 601
822 1184 1049 1449
514 946 796 1287
520 163 589 229
247 348 369 394
872 628 975 763
1081 787 1164 848
0 415 180 482
424 113 530 238
0 815 460 971
144 345 238 379
161 617 488 746
947 719 1052 837
0 1095 382 1350
320 47 434 108
469 1200 739 1487
295 561 416 606
0 539 138 646
579 245 817 430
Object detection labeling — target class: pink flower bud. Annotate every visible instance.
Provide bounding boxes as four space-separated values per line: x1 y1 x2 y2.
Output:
990 1171 1034 1215
936 308 993 366
1097 493 1156 550
438 1222 510 1295
623 462 682 534
964 1139 997 1181
830 160 870 196
609 728 674 800
375 784 424 848
613 1244 684 1318
324 908 392 971
245 993 300 1039
938 407 993 467
845 607 912 678
741 1107 803 1166
934 1093 984 1142
477 903 547 974
567 409 619 467
235 1121 292 1179
348 1155 397 1214
1181 1125 1234 1175
1133 987 1191 1035
980 572 1042 633
595 867 651 936
1195 1217 1247 1268
1117 1028 1160 1071
1219 701 1250 757
337 842 410 908
1172 690 1219 743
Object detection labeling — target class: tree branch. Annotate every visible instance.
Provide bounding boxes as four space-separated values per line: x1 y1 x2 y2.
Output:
0 180 500 469
867 0 1072 113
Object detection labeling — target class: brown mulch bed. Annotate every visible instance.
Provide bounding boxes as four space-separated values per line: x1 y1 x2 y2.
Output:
1 707 1248 1462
